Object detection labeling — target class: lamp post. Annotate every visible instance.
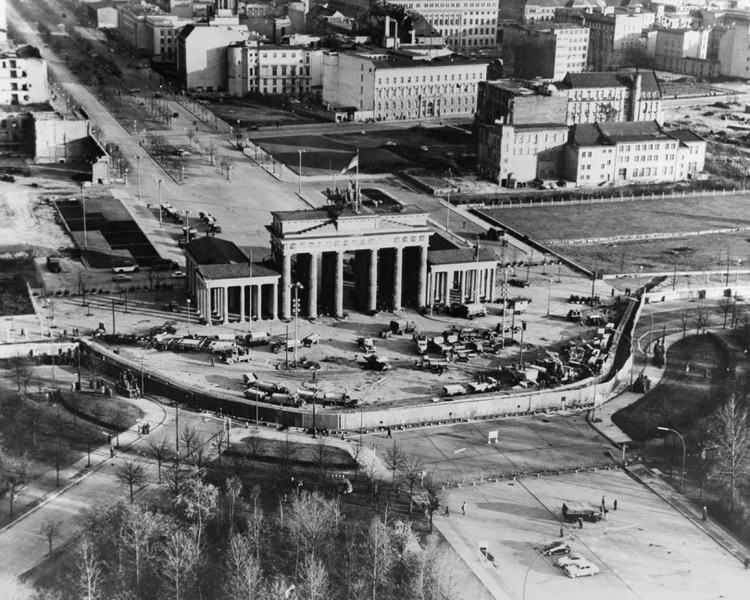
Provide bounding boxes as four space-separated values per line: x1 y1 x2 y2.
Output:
80 184 87 252
136 155 141 201
158 179 163 227
657 426 686 493
445 168 452 232
290 282 303 366
185 210 190 243
297 150 305 195
637 265 644 295
186 298 192 335
546 277 553 316
523 550 551 600
736 259 742 284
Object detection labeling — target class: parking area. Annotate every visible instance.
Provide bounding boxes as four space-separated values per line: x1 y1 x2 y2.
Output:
437 469 747 600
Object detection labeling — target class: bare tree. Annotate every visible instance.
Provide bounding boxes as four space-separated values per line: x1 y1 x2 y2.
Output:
111 409 130 448
224 476 243 529
39 516 62 555
717 297 733 328
115 460 147 503
148 438 172 484
76 538 103 600
160 527 200 600
383 440 405 485
709 395 750 514
364 516 394 600
399 454 424 514
223 532 263 600
312 438 335 484
211 429 227 465
180 425 199 462
7 355 33 393
679 309 690 339
207 142 217 166
423 476 444 534
245 432 266 472
84 355 106 389
694 302 711 335
1 452 29 516
299 554 330 600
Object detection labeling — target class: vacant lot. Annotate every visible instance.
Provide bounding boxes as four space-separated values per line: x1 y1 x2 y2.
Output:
481 193 750 274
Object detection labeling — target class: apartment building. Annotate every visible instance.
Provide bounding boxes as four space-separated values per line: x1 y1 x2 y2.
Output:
500 0 568 24
557 71 663 125
573 10 648 71
717 23 750 78
564 121 705 186
144 14 190 64
118 2 164 55
501 23 589 81
653 28 710 71
227 42 324 97
382 0 498 50
0 45 48 105
322 48 487 122
177 23 250 92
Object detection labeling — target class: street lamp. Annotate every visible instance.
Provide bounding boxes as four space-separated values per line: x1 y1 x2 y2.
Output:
657 426 686 494
136 155 141 201
546 278 553 316
158 179 163 227
736 259 742 284
523 550 551 600
186 298 192 335
298 150 305 195
445 168 452 232
290 282 303 366
80 185 87 252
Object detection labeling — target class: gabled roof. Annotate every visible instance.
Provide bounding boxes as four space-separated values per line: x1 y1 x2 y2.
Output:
668 129 705 144
560 71 661 95
571 121 680 146
196 263 279 281
186 236 249 265
428 247 499 266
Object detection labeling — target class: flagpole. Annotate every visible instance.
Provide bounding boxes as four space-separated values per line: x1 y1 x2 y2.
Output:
355 149 360 211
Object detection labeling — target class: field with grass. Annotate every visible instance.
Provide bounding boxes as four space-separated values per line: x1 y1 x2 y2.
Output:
481 193 750 274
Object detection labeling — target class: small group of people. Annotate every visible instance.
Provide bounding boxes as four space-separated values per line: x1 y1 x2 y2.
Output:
138 423 151 435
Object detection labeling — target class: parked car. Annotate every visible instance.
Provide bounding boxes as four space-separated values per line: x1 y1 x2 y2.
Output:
153 259 179 271
509 279 531 288
112 261 139 273
171 271 186 279
555 553 587 568
113 274 133 283
540 541 570 556
562 562 599 578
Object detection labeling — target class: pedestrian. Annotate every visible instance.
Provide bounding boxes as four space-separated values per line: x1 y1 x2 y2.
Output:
702 506 708 521
444 505 450 516
386 427 392 438
560 526 564 538
601 495 606 510
685 363 690 374
461 501 466 515
211 356 215 367
107 433 112 444
110 447 115 459
614 499 618 511
578 517 583 529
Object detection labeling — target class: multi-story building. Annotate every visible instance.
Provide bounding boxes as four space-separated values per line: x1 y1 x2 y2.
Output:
0 45 48 105
476 79 568 186
500 0 568 24
557 71 663 125
144 14 190 64
376 0 498 50
227 42 324 97
717 23 750 78
177 23 249 92
85 1 119 30
568 10 648 71
322 47 487 122
653 28 710 71
501 23 589 81
117 2 164 55
564 121 705 186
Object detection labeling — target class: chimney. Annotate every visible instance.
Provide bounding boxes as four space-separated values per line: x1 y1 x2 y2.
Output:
630 73 642 121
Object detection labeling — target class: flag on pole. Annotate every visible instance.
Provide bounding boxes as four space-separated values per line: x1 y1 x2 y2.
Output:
341 153 359 174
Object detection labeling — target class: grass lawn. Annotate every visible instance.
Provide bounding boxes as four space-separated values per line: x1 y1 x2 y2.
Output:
612 334 728 441
480 193 750 274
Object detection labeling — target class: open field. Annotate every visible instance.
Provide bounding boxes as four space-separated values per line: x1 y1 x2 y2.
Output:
480 193 750 274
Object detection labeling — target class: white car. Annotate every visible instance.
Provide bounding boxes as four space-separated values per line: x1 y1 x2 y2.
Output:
171 271 186 279
555 553 587 568
563 562 599 578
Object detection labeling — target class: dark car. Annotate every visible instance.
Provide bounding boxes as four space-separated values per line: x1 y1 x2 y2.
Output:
153 259 179 271
509 279 531 288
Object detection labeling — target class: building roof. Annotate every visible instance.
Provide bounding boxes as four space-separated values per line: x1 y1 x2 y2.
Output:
428 247 499 266
196 263 279 281
560 71 661 95
186 237 249 265
273 203 425 222
571 121 680 146
371 54 488 69
667 129 705 143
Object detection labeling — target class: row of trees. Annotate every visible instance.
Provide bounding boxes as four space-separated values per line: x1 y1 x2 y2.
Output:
58 473 472 600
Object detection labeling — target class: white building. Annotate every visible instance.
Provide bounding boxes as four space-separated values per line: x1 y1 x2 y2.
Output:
564 121 705 186
227 42 324 97
322 48 487 122
653 28 710 71
145 14 191 64
501 23 589 81
389 0 498 50
0 46 48 105
177 23 249 92
718 23 750 78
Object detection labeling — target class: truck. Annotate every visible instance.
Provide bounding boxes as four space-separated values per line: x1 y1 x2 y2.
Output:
46 256 62 273
451 303 488 320
244 331 271 346
271 338 301 354
561 501 602 523
390 319 416 335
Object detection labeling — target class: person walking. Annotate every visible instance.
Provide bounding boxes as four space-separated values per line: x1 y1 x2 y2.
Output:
444 505 450 517
461 502 466 515
386 427 392 439
614 499 618 511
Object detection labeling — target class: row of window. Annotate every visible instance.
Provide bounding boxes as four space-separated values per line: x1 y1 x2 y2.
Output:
376 84 475 97
377 72 480 85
